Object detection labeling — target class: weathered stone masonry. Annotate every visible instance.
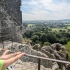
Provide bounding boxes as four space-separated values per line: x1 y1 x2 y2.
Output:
0 0 22 26
0 0 22 43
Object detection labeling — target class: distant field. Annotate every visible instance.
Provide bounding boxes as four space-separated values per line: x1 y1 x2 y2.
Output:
28 24 35 27
64 41 70 61
52 28 67 32
65 24 70 25
67 26 70 29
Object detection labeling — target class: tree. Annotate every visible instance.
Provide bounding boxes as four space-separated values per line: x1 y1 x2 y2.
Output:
24 30 33 38
55 33 63 38
35 40 42 46
43 42 51 46
47 33 57 43
33 32 41 38
59 37 68 44
59 30 63 32
30 35 39 42
68 29 70 32
40 33 48 43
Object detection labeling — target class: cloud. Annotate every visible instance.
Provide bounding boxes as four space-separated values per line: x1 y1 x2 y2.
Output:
22 10 49 20
22 0 38 5
21 0 70 20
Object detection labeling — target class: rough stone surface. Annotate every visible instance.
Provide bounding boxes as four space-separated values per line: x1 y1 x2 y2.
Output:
51 43 68 61
33 44 41 51
41 43 68 70
51 43 62 51
4 42 52 69
12 60 52 70
0 4 22 43
0 0 22 26
0 42 69 70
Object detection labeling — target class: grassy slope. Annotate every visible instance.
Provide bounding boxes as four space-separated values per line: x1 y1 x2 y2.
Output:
67 26 70 29
52 28 67 32
64 41 70 60
28 24 35 27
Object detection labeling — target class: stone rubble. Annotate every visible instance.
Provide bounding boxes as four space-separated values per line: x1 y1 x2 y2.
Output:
12 60 52 70
5 42 52 70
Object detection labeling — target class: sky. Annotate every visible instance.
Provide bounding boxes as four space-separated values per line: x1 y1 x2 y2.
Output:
21 0 70 21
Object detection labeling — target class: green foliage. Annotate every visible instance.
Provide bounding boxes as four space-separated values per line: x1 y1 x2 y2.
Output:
59 30 63 32
47 33 57 43
23 23 70 45
59 37 68 44
43 42 51 46
64 41 70 61
24 30 33 38
68 29 70 32
33 32 41 38
35 40 42 46
40 33 48 43
30 35 39 42
55 33 63 38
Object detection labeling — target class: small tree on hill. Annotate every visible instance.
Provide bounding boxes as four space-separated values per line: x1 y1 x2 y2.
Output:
30 35 39 42
43 42 51 46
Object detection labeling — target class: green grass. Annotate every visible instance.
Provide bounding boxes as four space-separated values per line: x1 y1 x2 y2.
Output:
28 24 35 27
67 26 70 29
52 28 67 32
64 41 70 61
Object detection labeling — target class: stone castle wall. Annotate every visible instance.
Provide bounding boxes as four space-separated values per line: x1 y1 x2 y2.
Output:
0 0 22 26
0 0 22 43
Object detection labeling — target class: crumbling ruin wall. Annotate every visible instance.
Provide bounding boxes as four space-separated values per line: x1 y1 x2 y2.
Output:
0 0 22 26
4 42 52 69
0 0 22 43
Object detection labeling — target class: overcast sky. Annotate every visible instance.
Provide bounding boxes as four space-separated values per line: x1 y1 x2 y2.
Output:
21 0 70 21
